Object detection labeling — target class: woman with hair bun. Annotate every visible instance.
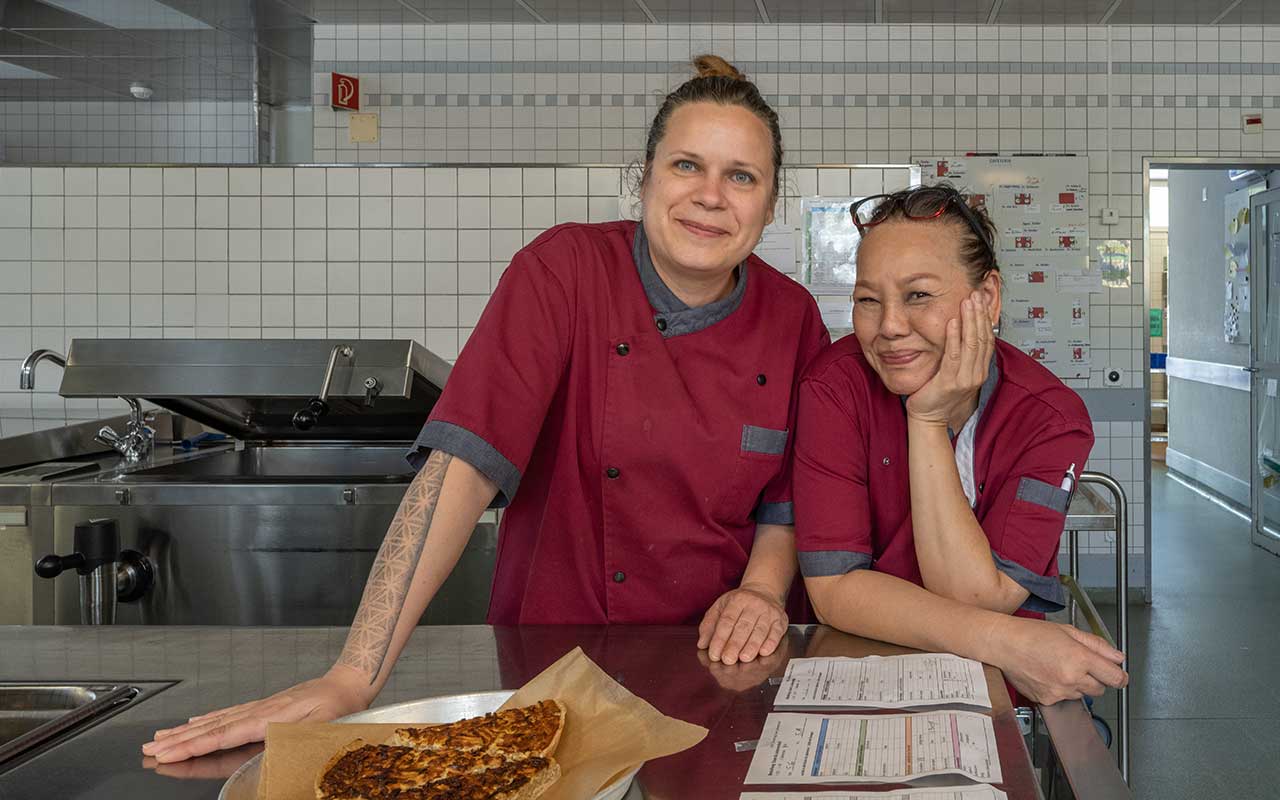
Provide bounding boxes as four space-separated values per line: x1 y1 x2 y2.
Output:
145 56 830 762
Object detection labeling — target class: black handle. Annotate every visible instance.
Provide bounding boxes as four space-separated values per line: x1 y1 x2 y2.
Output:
36 519 123 578
74 518 119 569
291 398 329 431
35 553 85 579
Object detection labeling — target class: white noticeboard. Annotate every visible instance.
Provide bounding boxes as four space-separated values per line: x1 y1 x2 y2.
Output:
916 155 1093 379
1224 185 1255 344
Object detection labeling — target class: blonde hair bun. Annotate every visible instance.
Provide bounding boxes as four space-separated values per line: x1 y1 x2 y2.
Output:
692 54 746 81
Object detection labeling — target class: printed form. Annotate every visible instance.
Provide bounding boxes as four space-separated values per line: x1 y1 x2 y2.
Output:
741 787 1008 800
745 711 1002 785
776 655 992 711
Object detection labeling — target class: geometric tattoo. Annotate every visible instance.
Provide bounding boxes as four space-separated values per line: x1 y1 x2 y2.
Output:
337 449 454 683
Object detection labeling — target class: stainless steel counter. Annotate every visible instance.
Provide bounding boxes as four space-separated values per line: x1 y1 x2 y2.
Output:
0 624 1099 800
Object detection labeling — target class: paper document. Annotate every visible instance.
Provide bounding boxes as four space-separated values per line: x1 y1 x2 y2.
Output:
817 298 853 331
741 787 1009 800
745 712 1002 785
776 655 992 710
755 223 798 274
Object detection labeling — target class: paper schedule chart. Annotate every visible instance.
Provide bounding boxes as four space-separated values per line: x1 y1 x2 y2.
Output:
775 655 992 711
745 712 1002 785
740 787 1009 800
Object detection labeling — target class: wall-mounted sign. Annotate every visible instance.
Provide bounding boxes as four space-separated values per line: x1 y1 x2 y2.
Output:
331 72 359 111
348 113 379 143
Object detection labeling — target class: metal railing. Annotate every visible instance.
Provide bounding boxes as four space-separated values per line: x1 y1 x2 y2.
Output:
1060 470 1130 784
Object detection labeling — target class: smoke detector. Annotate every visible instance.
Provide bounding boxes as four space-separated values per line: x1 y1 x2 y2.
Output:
129 82 154 100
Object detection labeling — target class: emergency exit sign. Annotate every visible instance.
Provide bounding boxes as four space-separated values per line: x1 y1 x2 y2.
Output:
332 72 359 111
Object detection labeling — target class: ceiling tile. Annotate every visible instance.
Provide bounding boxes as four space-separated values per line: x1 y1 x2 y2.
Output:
762 1 876 24
885 0 991 24
994 0 1113 24
646 0 763 23
524 0 652 23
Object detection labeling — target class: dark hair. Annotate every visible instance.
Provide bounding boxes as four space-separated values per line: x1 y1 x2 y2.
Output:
642 55 783 198
856 183 999 286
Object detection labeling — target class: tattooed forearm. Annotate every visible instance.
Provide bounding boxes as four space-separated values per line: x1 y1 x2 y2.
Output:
338 449 454 683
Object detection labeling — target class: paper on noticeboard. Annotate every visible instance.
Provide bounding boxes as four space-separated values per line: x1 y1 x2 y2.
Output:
740 786 1009 800
755 223 798 274
745 711 1002 786
775 654 992 711
818 298 853 330
1055 270 1103 293
802 197 860 290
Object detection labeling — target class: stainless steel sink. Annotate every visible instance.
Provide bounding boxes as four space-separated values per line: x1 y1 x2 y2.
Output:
0 681 174 774
114 445 414 483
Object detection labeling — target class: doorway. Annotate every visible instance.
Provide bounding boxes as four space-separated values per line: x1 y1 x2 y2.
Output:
1249 187 1280 558
1153 159 1280 557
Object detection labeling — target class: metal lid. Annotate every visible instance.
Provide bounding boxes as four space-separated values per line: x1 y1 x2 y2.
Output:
59 339 451 441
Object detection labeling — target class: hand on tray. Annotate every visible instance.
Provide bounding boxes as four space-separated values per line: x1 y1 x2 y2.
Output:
140 667 371 763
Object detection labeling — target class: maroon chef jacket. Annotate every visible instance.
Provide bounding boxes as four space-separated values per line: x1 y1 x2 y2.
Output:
793 336 1094 619
409 221 829 625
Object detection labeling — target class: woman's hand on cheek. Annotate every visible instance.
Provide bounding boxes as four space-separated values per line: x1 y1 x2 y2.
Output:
905 291 994 427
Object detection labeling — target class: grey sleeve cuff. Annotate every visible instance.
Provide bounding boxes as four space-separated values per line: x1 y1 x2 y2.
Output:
405 419 521 508
756 501 794 525
798 550 873 578
993 551 1067 613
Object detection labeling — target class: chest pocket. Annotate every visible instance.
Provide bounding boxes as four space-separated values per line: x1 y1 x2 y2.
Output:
712 424 789 524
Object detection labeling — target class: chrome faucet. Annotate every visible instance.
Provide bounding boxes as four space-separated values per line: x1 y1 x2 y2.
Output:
19 348 66 390
20 347 155 464
95 397 155 464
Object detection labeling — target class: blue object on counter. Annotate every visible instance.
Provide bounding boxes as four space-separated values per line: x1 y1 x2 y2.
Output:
1150 352 1166 370
179 432 228 450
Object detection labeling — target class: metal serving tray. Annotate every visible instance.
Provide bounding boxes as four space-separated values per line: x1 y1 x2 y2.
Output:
219 690 641 800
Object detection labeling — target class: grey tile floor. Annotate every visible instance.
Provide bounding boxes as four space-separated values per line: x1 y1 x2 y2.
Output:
1092 463 1280 799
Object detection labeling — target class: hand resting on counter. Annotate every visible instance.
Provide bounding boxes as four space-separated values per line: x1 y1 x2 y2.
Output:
141 665 372 763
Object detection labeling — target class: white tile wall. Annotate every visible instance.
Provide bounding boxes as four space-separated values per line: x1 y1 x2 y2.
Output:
0 21 1198 591
305 21 1272 589
0 160 1144 588
0 101 255 165
0 162 898 425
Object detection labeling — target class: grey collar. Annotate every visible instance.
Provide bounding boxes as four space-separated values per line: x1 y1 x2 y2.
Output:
632 223 748 339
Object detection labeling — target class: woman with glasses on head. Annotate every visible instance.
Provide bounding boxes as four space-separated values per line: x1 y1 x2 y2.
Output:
794 184 1129 704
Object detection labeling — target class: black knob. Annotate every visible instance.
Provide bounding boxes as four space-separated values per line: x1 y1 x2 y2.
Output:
655 318 667 332
615 343 630 356
756 374 767 386
605 467 620 479
612 571 626 583
292 398 329 431
116 550 155 603
35 553 85 579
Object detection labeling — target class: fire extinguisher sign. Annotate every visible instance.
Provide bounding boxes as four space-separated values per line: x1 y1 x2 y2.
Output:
331 72 360 111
